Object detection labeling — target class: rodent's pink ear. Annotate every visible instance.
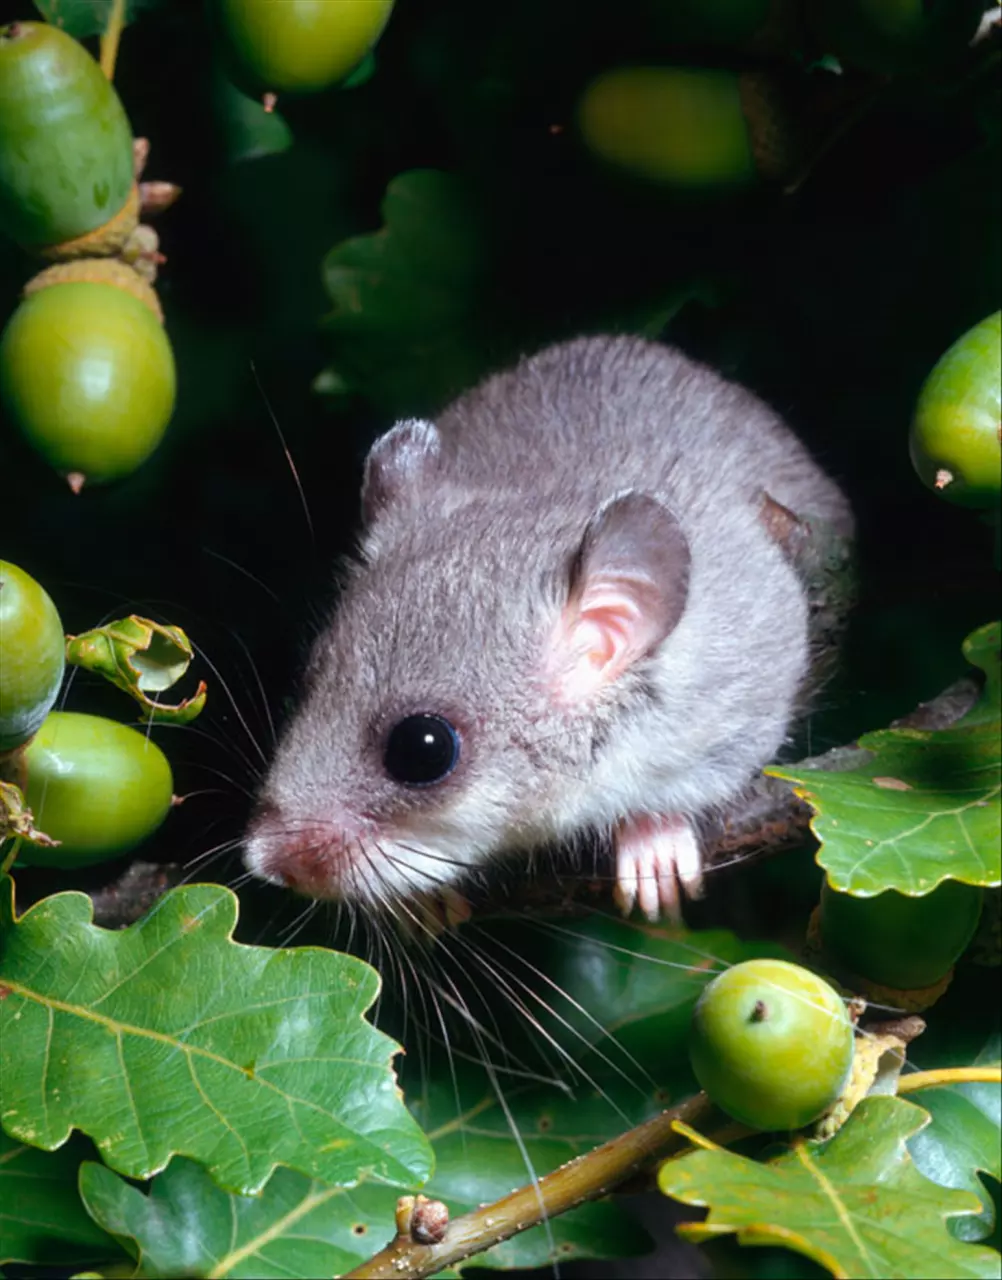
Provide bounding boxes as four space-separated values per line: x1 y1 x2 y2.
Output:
362 419 442 522
551 492 691 702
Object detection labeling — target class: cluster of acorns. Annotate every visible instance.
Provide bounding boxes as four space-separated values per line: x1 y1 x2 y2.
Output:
0 560 174 867
0 3 396 490
0 22 177 491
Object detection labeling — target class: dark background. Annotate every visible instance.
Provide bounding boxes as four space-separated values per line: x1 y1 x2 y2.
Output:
2 0 998 961
0 4 999 1273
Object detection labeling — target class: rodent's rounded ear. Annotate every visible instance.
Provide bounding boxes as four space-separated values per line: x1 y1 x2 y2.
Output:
550 491 691 702
362 419 442 523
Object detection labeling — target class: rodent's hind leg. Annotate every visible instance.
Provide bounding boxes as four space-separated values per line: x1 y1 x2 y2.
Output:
613 813 704 923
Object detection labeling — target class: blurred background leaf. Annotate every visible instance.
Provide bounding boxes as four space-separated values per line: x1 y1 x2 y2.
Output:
32 0 165 39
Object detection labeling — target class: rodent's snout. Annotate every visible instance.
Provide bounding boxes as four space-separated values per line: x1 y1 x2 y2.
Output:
242 799 358 901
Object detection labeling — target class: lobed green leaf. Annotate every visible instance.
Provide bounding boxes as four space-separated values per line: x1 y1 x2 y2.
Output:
78 1156 396 1279
771 622 1001 895
318 169 497 418
0 878 432 1195
659 1095 1000 1279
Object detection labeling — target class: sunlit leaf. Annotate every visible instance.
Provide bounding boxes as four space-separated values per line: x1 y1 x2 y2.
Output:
659 1096 1000 1278
771 622 1001 895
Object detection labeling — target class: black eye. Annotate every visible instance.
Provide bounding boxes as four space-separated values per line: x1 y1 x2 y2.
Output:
383 714 460 787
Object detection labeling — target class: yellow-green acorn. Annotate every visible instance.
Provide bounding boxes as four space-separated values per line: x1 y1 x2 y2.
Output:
0 261 176 488
0 561 65 753
688 959 854 1131
577 66 797 189
20 711 174 867
212 0 396 96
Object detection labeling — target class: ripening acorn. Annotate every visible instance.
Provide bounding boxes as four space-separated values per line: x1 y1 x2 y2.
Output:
576 66 797 190
820 880 985 990
0 261 176 487
211 0 396 97
0 21 135 253
910 312 1001 510
688 959 853 1131
0 560 65 753
19 711 174 867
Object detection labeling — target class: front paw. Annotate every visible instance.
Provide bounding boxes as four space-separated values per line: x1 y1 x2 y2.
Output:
613 812 704 923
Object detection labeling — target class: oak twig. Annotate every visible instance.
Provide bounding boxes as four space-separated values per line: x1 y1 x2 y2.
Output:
897 1065 1002 1094
342 1093 716 1279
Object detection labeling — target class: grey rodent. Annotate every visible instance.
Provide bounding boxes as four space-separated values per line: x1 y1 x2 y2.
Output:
244 335 853 922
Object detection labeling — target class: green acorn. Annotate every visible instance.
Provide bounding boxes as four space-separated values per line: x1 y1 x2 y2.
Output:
19 711 174 868
0 260 176 489
687 959 854 1131
0 21 135 253
576 66 799 190
819 880 985 990
910 312 1002 510
211 0 396 98
0 561 65 754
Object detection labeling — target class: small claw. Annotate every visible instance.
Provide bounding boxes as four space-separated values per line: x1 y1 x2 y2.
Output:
656 855 681 923
672 821 705 900
613 863 637 917
615 812 703 924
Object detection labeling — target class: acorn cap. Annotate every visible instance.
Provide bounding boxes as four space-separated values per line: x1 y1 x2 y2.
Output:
842 968 954 1013
38 182 140 262
738 70 802 183
23 257 164 324
807 906 954 1011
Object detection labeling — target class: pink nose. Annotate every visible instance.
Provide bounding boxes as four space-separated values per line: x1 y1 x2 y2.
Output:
245 802 354 900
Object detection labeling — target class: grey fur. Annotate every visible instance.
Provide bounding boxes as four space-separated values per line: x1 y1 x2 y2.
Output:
244 336 853 908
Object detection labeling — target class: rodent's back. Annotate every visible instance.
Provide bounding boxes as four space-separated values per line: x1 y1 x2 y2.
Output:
436 335 852 535
394 334 853 827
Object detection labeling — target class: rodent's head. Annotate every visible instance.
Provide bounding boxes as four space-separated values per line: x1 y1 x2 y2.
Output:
243 419 690 909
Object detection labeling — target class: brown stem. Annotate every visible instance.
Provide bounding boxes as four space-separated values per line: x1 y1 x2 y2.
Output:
342 1093 716 1279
